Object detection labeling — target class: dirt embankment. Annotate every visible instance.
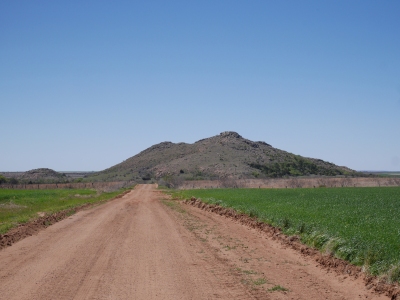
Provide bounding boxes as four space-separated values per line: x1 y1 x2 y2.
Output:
184 197 400 299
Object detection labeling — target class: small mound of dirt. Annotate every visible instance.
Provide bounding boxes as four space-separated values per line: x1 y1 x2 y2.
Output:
183 197 400 300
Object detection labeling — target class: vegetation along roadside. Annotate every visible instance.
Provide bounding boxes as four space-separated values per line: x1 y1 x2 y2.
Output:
174 187 400 283
0 187 132 235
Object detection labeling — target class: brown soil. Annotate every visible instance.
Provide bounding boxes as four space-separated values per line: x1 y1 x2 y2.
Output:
0 185 396 299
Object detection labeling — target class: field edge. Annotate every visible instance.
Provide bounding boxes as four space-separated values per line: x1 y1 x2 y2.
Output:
0 189 132 250
181 196 400 299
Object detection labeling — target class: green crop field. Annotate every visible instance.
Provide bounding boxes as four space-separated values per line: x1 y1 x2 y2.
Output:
0 188 125 234
175 187 400 282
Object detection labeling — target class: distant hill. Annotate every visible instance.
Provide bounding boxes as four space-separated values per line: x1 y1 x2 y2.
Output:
86 131 358 182
16 168 68 184
0 170 97 184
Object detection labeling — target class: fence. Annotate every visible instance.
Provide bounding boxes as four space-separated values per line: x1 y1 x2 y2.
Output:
0 181 135 192
179 177 400 189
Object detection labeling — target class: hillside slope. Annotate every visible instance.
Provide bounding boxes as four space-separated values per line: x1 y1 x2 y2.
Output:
86 132 357 182
15 168 68 184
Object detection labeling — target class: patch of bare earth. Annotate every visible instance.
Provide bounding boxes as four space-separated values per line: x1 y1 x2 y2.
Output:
0 185 395 299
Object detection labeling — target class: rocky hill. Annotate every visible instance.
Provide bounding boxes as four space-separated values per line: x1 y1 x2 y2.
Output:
86 131 358 182
16 168 68 184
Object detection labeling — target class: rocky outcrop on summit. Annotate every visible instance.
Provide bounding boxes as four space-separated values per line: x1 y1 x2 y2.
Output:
219 131 242 139
86 132 358 182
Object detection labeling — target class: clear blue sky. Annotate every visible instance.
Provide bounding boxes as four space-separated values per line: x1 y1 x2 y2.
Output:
1 1 399 172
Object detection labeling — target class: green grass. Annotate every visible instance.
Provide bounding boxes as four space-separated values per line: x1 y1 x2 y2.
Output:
175 187 400 282
268 285 289 292
0 188 125 234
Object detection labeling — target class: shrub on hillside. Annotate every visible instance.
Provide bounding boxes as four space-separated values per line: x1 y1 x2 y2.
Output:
0 175 7 184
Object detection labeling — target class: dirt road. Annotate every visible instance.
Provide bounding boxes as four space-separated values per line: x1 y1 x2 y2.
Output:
0 185 388 299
